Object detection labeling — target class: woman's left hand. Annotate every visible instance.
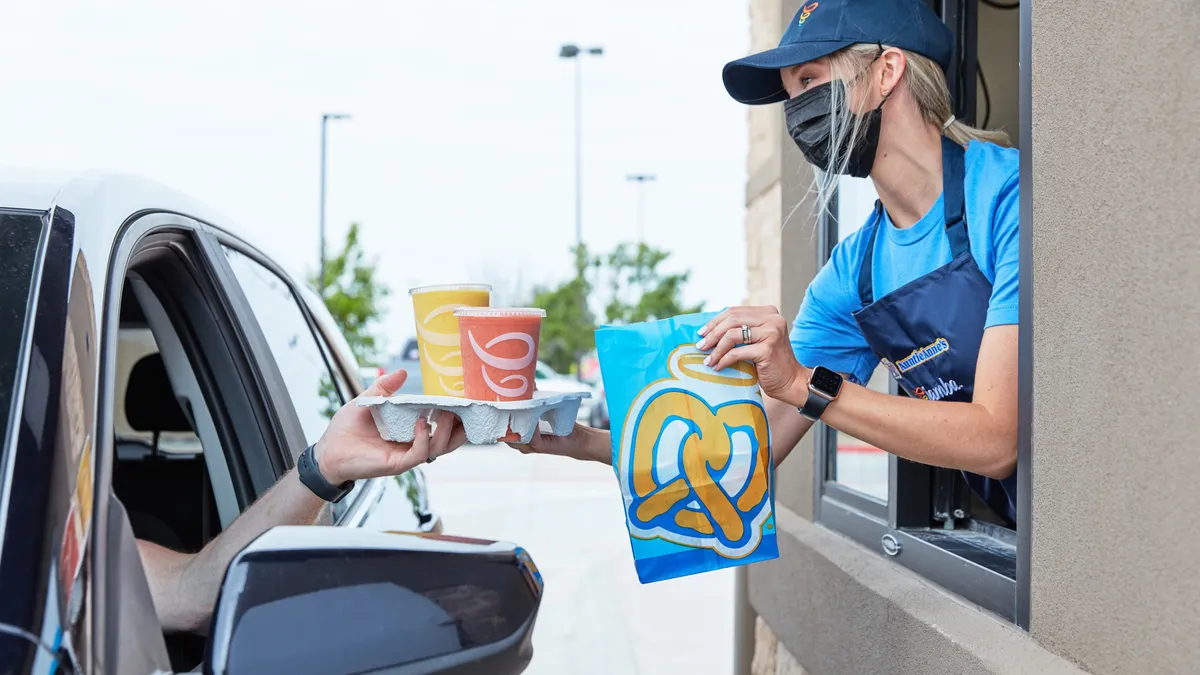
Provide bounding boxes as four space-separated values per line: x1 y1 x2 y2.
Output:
698 306 809 403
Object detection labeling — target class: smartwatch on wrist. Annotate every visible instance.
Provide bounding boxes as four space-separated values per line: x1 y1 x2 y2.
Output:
297 443 355 503
799 366 844 421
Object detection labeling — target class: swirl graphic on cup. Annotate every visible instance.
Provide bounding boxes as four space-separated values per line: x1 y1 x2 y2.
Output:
465 330 535 398
619 346 773 558
455 308 545 402
410 285 491 397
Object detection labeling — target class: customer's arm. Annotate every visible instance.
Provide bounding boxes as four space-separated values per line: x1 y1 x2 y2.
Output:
510 393 815 467
136 470 327 633
137 370 465 633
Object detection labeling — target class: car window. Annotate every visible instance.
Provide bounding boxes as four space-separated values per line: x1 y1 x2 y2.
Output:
0 214 45 458
222 247 342 447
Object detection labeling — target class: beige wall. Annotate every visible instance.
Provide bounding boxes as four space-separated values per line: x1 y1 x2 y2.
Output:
742 0 1200 673
1028 2 1200 673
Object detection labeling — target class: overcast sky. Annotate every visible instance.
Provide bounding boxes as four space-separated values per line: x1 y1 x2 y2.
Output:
0 0 750 358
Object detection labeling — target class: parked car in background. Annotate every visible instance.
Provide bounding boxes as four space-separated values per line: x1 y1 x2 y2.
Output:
0 172 538 675
590 381 610 430
358 364 385 388
388 358 425 394
533 361 598 424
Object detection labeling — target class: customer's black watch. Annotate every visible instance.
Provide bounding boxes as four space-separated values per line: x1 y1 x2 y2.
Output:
297 443 354 503
798 366 844 421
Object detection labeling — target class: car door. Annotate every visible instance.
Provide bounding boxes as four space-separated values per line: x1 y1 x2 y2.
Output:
0 208 91 674
88 212 309 674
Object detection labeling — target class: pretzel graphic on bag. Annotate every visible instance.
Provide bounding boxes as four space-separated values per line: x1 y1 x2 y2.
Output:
618 346 773 559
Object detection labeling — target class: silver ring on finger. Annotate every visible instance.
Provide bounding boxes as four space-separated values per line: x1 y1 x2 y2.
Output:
426 454 436 464
741 324 752 345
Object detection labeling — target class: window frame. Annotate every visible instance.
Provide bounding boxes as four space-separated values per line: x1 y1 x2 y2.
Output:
218 244 345 452
92 214 313 669
207 234 381 523
812 197 1020 620
810 0 1030 625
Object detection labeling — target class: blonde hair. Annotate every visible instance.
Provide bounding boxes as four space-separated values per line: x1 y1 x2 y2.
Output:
811 43 1012 221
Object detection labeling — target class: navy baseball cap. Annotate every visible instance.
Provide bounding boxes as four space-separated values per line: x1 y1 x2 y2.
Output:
723 0 954 105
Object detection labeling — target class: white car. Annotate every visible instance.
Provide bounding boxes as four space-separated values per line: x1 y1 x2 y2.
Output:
533 361 597 423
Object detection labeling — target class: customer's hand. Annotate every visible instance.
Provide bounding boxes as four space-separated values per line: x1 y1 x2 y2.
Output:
314 370 467 484
508 424 612 465
698 306 809 405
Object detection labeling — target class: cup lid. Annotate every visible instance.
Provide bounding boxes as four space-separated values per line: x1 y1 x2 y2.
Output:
453 307 546 318
408 283 492 296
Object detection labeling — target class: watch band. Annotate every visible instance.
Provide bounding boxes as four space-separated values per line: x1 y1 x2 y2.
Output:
297 443 354 503
799 389 834 421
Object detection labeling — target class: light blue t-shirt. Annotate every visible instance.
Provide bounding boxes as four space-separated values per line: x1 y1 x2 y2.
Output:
791 140 1020 386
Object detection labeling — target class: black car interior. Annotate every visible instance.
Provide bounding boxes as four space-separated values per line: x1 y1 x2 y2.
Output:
112 277 227 672
113 281 221 555
114 351 219 554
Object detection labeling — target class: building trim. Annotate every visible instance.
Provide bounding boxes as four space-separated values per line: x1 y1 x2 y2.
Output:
1015 0 1033 633
748 506 1087 675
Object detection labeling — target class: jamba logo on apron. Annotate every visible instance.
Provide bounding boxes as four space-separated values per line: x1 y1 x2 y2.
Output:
913 377 965 401
895 337 950 373
619 346 773 559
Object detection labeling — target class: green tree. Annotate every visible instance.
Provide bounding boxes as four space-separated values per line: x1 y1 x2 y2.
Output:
310 223 390 366
531 245 596 374
310 223 389 419
532 242 701 375
600 242 704 325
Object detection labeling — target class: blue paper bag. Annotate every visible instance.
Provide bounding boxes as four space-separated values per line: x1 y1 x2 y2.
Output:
596 312 778 583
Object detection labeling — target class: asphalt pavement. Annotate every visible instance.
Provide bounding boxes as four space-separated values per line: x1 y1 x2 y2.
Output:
421 444 736 675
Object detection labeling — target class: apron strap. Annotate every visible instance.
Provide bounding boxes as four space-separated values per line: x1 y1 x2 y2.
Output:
941 136 970 258
855 138 971 309
856 201 884 307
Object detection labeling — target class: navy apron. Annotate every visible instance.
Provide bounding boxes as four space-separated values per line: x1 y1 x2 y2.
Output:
851 137 1018 525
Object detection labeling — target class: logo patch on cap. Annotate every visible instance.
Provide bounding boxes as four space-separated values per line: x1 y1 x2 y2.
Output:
797 2 819 28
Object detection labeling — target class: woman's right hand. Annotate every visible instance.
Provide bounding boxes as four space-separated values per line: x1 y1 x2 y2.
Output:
507 424 612 465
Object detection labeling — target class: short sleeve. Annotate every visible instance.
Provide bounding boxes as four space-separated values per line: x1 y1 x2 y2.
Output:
790 239 879 386
985 170 1020 327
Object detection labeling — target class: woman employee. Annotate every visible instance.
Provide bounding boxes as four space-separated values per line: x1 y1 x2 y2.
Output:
514 0 1020 524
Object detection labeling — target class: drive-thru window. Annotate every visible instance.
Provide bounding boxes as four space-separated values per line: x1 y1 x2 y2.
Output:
811 0 1026 625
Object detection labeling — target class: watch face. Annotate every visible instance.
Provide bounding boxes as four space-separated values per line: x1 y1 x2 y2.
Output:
809 366 843 397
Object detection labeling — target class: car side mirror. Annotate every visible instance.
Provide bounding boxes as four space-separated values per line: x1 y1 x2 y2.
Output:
204 527 543 675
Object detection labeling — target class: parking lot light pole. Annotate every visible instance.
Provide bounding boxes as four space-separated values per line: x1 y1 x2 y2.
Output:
319 112 351 294
559 44 604 250
626 173 657 245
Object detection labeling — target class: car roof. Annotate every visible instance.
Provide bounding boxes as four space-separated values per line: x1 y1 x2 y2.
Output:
0 168 289 270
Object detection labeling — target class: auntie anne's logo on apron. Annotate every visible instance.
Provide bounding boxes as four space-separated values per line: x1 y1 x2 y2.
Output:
619 347 773 559
895 337 950 372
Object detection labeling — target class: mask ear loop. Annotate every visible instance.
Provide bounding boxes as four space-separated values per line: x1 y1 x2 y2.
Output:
871 42 890 113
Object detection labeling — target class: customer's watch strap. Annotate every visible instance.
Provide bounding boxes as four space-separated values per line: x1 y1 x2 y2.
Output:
297 443 354 503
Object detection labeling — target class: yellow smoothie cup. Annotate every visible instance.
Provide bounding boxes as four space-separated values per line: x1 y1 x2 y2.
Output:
409 283 491 396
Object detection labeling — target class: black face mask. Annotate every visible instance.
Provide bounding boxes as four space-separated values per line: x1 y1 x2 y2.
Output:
784 81 886 179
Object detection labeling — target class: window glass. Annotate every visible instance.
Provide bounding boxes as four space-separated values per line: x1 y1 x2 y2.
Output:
307 314 369 521
832 364 890 500
223 247 341 447
831 176 889 500
0 214 44 460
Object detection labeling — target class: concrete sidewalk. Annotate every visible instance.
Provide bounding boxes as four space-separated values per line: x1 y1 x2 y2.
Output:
421 444 736 675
